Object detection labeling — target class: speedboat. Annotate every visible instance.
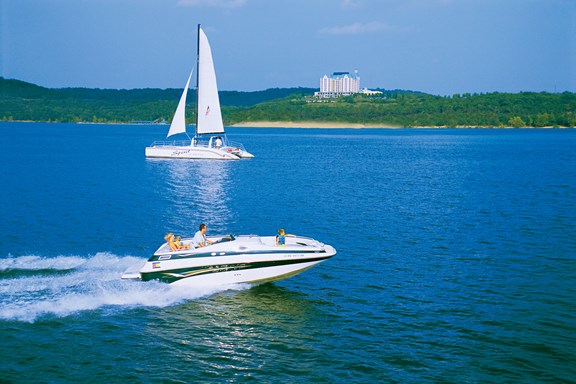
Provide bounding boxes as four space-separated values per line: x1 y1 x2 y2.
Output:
122 234 336 287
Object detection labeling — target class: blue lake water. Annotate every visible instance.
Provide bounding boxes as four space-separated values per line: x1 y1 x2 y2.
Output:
1 123 575 383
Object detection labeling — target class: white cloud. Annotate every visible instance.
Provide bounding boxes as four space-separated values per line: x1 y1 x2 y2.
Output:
178 0 246 8
340 0 362 8
319 22 391 36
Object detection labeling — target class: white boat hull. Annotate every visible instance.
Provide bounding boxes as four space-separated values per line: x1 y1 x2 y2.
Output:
171 259 323 287
122 235 336 287
235 149 255 159
145 145 241 160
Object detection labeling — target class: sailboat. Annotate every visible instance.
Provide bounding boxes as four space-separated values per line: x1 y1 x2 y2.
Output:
145 25 253 160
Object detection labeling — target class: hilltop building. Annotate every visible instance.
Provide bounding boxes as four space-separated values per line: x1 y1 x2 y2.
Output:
315 71 360 98
314 71 382 98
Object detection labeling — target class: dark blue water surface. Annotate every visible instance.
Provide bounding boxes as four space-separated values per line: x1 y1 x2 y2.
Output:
1 123 575 383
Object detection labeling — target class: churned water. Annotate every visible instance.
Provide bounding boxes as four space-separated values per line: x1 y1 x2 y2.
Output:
1 123 575 383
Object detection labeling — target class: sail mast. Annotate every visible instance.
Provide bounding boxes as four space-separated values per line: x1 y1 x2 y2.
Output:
195 23 201 137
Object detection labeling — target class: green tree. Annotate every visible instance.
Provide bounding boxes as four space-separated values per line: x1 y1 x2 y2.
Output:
508 116 527 127
533 113 550 127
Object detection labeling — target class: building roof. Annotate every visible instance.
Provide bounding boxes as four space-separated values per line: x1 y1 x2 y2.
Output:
329 71 359 79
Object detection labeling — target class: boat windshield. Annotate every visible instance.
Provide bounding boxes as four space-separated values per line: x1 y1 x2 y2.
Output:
212 234 235 243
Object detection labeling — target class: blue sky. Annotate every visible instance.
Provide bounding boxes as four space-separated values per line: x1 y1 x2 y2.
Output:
1 0 574 95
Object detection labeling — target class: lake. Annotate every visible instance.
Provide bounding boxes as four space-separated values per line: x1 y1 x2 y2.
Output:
1 123 575 383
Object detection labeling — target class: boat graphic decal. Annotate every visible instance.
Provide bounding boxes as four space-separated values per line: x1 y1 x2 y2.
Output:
141 256 332 284
149 248 325 262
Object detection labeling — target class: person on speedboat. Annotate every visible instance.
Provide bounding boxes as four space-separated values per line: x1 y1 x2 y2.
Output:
175 236 186 249
276 228 294 246
164 233 190 251
192 223 214 248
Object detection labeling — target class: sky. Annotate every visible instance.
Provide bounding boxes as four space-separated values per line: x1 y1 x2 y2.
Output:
1 0 575 95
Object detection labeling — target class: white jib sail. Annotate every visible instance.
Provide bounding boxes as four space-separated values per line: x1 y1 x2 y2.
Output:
166 70 193 138
196 27 225 135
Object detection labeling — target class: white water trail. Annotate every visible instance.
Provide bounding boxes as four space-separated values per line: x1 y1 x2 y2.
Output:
0 253 247 322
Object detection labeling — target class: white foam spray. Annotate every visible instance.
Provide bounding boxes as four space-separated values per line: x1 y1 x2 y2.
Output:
0 253 248 322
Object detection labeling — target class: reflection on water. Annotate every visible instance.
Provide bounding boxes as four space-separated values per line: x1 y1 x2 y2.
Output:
146 159 236 234
202 284 323 324
144 284 325 374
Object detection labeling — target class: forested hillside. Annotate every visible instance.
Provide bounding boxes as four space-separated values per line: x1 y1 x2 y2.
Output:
0 77 314 123
229 91 576 128
1 77 574 127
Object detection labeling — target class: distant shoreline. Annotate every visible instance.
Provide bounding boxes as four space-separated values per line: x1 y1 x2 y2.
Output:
231 121 402 128
2 120 571 129
3 78 574 128
229 121 567 129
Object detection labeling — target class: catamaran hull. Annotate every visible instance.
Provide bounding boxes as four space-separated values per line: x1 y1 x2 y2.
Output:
145 145 240 160
235 150 255 159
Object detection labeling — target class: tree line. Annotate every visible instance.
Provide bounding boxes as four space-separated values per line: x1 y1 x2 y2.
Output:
1 77 574 127
234 91 576 128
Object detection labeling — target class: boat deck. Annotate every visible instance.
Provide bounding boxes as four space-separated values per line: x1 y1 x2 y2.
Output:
149 139 248 152
153 234 323 256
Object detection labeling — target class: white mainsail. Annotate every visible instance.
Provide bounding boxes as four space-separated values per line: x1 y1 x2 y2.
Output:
166 70 193 138
196 27 225 135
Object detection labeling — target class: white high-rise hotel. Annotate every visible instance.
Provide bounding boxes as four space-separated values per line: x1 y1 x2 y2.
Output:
316 71 361 98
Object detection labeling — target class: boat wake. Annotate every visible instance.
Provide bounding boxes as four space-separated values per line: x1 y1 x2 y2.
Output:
0 253 249 323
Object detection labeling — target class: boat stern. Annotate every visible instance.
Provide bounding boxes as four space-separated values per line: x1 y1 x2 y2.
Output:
121 261 146 280
121 271 142 280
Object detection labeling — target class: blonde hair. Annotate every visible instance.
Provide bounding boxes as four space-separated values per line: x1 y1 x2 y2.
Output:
278 229 285 235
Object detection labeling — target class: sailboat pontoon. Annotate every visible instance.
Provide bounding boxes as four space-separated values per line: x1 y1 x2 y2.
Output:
145 25 253 160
